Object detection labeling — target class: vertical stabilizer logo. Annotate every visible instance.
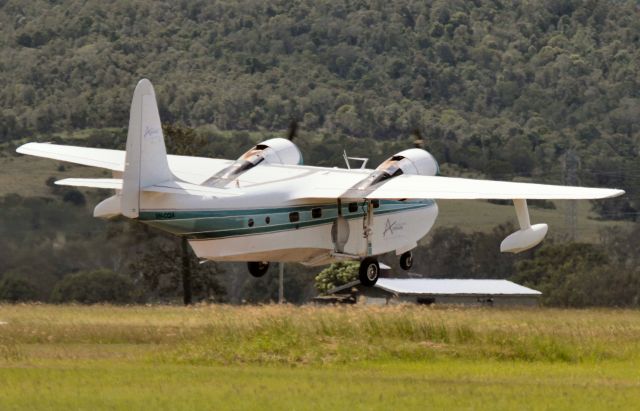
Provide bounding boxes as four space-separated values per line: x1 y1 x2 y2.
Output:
143 126 161 143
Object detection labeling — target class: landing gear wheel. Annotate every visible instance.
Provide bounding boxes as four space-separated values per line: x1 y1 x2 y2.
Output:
399 251 413 270
359 257 380 287
248 261 270 277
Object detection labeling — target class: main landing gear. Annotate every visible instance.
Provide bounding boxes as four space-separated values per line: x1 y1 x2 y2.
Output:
248 261 270 277
359 257 380 287
399 251 413 270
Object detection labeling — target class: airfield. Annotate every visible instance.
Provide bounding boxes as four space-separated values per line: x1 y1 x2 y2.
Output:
0 304 639 410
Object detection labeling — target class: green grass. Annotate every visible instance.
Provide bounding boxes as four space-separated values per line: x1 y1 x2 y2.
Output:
1 359 638 410
0 304 639 410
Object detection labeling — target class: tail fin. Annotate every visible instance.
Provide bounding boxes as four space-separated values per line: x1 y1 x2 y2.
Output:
121 79 174 218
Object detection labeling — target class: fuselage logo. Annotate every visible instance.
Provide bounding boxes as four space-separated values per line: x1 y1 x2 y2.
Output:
383 218 405 237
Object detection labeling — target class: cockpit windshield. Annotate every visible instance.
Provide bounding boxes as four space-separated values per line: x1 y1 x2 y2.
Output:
203 145 268 186
239 146 266 161
227 156 263 177
355 156 405 189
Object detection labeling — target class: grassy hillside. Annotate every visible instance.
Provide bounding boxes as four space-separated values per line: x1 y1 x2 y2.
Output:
1 0 639 217
0 304 639 410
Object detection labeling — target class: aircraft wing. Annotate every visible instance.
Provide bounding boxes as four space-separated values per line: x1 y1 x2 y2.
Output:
55 178 242 197
16 142 233 183
17 142 625 200
17 142 125 171
306 174 624 200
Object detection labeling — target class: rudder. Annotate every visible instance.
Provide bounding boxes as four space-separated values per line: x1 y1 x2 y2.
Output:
122 79 174 218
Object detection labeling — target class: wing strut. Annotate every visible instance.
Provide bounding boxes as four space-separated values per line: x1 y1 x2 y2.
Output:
513 199 531 229
363 200 374 256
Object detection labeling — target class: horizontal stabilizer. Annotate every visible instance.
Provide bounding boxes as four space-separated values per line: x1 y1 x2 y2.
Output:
16 142 233 184
148 180 242 196
56 178 122 190
55 178 242 197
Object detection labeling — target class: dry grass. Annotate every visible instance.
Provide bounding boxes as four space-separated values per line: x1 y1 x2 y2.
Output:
1 304 639 365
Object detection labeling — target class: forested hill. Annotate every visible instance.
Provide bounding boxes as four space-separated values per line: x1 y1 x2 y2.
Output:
1 0 639 217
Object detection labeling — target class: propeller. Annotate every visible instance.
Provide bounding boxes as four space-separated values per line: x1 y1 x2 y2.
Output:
412 129 425 149
287 119 299 141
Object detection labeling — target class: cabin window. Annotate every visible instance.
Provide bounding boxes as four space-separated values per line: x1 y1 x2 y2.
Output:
289 212 300 223
348 202 358 213
265 216 271 224
311 208 322 218
372 199 380 208
248 218 254 227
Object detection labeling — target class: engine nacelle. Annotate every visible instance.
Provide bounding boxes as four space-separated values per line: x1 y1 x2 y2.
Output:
204 138 302 186
357 148 438 189
237 138 303 166
381 148 439 176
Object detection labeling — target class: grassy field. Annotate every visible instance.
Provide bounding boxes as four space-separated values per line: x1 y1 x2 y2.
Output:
0 155 106 198
435 199 625 243
0 304 639 410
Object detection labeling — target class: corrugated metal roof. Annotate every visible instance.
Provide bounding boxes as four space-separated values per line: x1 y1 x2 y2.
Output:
374 278 541 296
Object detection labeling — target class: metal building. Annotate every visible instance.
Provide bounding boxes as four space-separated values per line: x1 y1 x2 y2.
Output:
318 278 541 307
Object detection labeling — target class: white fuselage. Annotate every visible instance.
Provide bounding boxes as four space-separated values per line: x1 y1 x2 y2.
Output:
137 174 438 266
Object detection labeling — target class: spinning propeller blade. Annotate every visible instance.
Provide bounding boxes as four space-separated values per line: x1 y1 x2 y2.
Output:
412 129 425 149
287 119 299 141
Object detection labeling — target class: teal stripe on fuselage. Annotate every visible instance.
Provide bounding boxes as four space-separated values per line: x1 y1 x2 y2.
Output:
139 199 435 240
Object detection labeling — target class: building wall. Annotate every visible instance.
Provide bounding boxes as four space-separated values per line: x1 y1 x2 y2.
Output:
356 289 539 307
407 295 540 307
357 287 393 305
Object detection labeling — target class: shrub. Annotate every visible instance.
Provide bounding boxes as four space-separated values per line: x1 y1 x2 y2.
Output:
0 276 39 302
314 262 359 294
62 189 86 206
51 269 134 304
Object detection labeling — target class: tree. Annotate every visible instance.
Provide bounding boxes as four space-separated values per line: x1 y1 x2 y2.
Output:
162 123 208 157
512 243 613 307
160 123 222 304
130 233 226 304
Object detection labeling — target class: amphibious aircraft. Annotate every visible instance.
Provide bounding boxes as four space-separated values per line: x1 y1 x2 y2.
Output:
17 79 624 286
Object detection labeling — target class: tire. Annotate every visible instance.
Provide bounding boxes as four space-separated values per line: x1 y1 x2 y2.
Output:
399 251 413 270
359 257 379 286
248 261 269 277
